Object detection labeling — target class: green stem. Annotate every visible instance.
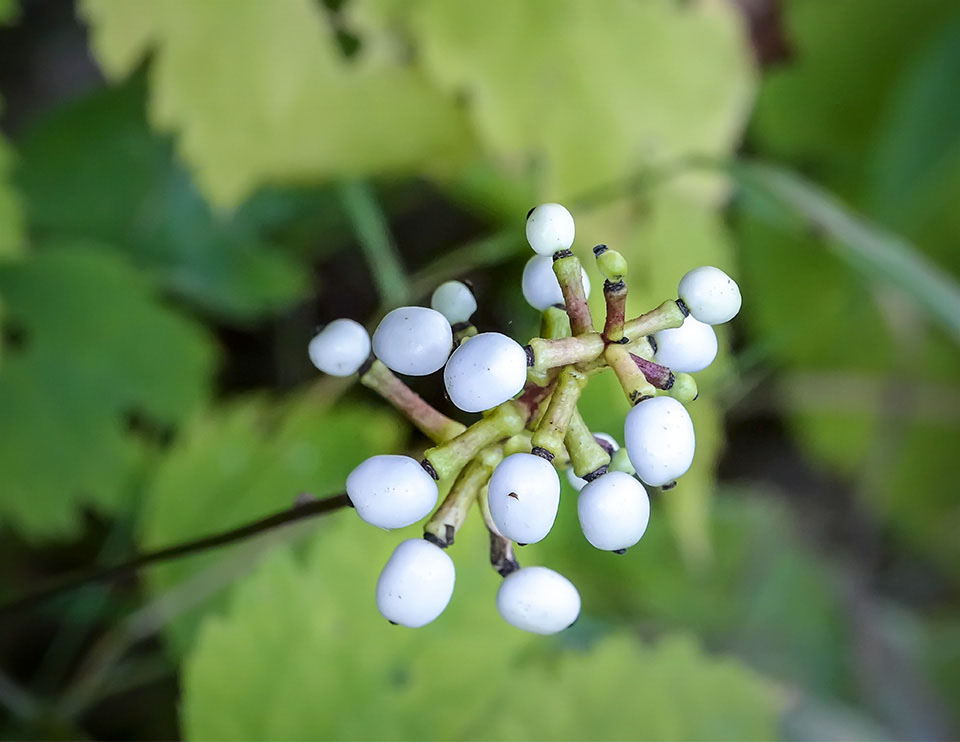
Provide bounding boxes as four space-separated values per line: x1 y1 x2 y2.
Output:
622 300 686 341
565 408 611 479
477 488 520 576
526 334 605 372
424 445 504 547
422 402 526 482
360 360 466 443
605 344 656 405
531 366 587 459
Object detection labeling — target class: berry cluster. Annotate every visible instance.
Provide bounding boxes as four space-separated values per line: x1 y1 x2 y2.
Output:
309 203 741 634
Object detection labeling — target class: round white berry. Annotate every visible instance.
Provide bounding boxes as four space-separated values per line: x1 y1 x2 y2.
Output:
443 332 528 413
521 254 591 312
376 538 455 628
525 203 575 256
677 266 742 325
487 453 560 544
307 319 370 377
566 433 618 492
346 455 438 529
430 280 477 325
577 471 650 551
372 306 453 376
623 397 695 487
496 566 581 634
653 315 718 373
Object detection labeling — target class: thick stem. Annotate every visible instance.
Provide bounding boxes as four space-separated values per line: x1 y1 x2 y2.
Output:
622 299 686 341
422 401 526 482
477 487 519 577
602 279 628 342
565 408 611 479
424 445 503 547
605 344 656 405
553 251 594 335
526 334 605 372
504 431 571 469
540 306 571 339
360 360 465 443
531 366 587 459
630 353 675 390
668 372 699 404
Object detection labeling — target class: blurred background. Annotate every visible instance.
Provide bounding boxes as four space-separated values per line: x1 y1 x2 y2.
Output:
0 0 958 739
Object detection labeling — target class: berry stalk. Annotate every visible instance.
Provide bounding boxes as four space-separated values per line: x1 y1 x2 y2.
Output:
421 401 526 482
531 366 587 459
360 360 466 443
526 334 605 372
621 299 686 341
604 343 657 405
565 408 611 479
552 251 594 335
630 353 675 391
602 279 628 342
424 444 504 547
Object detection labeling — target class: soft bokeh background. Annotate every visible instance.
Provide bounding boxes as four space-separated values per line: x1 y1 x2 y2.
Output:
1 0 958 739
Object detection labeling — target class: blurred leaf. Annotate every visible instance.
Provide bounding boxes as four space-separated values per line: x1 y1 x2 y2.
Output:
17 79 310 321
355 0 754 201
0 246 214 538
739 0 960 578
730 159 960 345
80 0 472 206
182 512 781 740
0 0 17 25
0 130 24 259
138 390 406 652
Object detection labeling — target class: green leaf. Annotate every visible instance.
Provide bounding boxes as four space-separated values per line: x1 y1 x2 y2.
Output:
182 512 781 740
729 159 960 345
0 246 214 538
137 391 406 652
353 0 755 200
738 0 960 578
0 131 25 260
80 0 472 206
16 79 311 321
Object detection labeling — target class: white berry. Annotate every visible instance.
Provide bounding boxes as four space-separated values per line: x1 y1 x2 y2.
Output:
346 455 438 529
525 203 575 256
577 471 650 551
376 538 455 627
430 280 477 325
496 566 581 634
566 433 618 492
653 315 718 373
623 397 695 486
372 306 452 376
307 319 370 377
443 332 528 413
487 453 560 544
677 266 742 325
521 254 591 312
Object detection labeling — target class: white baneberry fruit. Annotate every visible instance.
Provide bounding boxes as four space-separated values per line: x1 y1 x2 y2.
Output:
577 471 650 551
307 319 370 377
443 332 528 413
346 455 438 529
376 538 455 627
677 266 742 325
566 433 618 492
653 315 718 373
496 566 581 634
525 203 575 256
487 453 560 544
430 280 477 325
623 397 695 487
372 306 453 376
521 254 591 311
